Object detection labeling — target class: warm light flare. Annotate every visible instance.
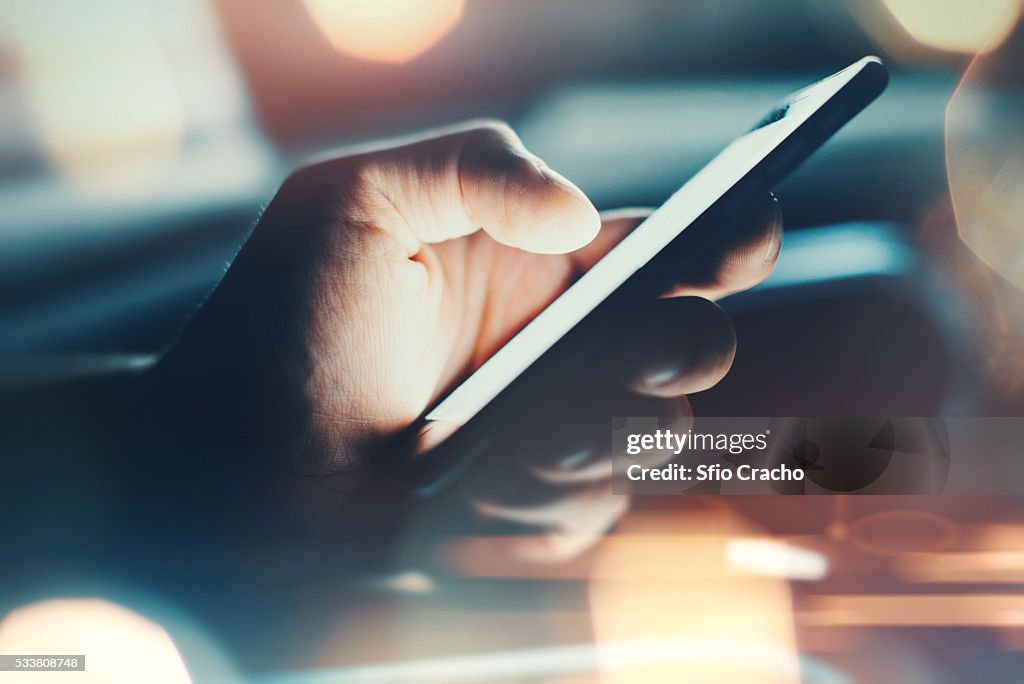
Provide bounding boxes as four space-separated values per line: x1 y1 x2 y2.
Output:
941 42 1024 392
2 0 186 197
801 594 1024 627
588 512 800 683
947 59 1024 289
880 0 1022 54
0 598 192 683
727 539 829 581
895 552 1024 583
302 0 465 64
975 523 1024 552
893 524 1024 583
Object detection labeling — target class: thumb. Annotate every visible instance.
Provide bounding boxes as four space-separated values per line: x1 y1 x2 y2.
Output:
358 121 601 254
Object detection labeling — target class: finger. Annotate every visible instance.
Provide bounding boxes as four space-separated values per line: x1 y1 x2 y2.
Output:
455 382 686 486
457 392 689 490
351 120 601 254
665 193 782 300
615 296 737 398
527 397 693 484
470 480 627 563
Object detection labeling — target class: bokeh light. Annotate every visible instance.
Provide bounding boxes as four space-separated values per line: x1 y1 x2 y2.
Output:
588 511 801 683
880 0 1022 54
946 55 1024 289
0 598 191 683
0 0 186 197
935 24 1024 394
302 0 465 64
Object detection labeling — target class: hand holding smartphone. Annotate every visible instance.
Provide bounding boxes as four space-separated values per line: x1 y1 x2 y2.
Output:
408 57 889 494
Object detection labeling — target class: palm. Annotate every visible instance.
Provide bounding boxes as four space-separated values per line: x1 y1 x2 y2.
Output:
340 210 632 437
344 228 581 440
429 232 577 391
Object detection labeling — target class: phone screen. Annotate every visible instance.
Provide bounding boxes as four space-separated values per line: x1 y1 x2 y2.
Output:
426 57 880 428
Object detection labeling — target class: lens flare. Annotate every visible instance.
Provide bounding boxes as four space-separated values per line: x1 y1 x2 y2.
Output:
2 0 186 197
880 0 1021 54
939 28 1024 393
0 598 192 683
801 594 1024 627
947 56 1024 289
302 0 465 64
588 511 801 683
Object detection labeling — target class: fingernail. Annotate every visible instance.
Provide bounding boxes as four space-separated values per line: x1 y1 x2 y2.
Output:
539 164 592 205
472 499 501 519
525 151 588 202
764 195 784 263
641 366 685 392
554 449 592 471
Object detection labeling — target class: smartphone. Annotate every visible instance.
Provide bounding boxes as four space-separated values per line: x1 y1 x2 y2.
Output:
407 56 889 494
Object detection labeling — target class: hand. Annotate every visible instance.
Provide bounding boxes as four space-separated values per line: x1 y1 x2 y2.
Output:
155 121 782 565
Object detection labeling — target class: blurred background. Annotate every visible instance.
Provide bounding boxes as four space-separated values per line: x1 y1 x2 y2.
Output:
2 0 1024 682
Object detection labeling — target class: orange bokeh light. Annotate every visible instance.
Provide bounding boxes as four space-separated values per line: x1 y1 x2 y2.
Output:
302 0 465 64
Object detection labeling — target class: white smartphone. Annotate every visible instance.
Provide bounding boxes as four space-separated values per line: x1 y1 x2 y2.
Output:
407 56 889 493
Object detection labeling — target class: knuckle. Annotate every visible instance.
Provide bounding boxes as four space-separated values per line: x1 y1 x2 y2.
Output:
458 121 525 167
462 119 519 145
278 156 368 212
529 458 613 484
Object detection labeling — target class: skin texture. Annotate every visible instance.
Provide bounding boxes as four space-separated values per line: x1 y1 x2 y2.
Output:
156 121 783 564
